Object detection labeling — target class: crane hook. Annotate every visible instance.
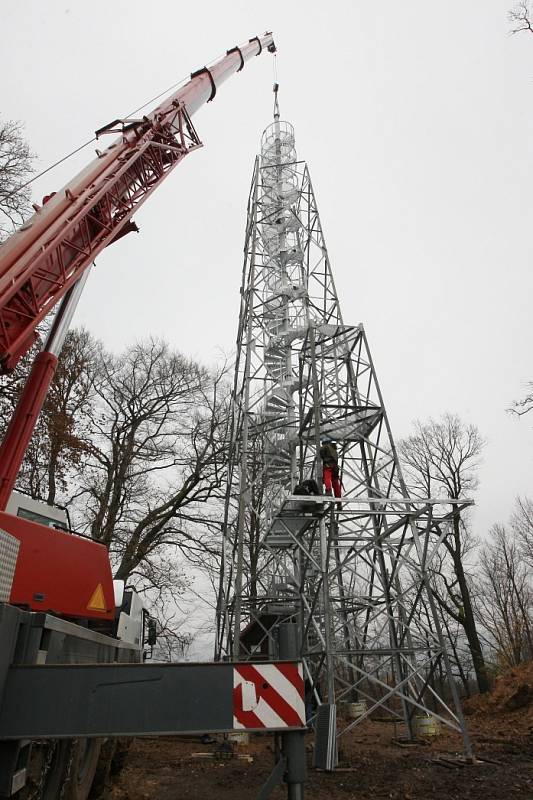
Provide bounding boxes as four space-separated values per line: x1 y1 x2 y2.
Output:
273 82 280 121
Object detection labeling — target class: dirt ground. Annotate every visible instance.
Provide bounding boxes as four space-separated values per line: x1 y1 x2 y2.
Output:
108 664 533 800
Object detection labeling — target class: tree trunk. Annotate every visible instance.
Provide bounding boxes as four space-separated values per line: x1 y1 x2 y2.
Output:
453 549 490 693
440 607 470 697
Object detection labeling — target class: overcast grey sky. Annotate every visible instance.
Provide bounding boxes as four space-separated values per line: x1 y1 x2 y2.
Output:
2 0 532 549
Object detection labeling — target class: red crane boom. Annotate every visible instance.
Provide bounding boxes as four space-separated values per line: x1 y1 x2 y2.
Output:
0 33 275 372
0 32 275 508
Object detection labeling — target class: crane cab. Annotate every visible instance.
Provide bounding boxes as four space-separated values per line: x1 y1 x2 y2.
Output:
6 489 69 530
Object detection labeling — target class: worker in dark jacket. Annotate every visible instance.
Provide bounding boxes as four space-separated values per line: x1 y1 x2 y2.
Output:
320 437 341 498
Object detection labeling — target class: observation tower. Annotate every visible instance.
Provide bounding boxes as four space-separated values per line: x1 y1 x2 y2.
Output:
216 89 471 768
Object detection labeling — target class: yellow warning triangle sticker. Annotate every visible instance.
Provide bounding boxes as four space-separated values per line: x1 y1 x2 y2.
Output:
87 583 106 612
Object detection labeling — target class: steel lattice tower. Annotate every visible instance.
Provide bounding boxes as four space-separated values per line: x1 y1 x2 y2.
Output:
216 101 472 766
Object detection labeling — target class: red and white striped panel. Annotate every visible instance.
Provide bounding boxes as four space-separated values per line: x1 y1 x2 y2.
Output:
233 662 305 729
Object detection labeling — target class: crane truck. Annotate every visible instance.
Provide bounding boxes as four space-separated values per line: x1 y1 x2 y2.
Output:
0 33 308 800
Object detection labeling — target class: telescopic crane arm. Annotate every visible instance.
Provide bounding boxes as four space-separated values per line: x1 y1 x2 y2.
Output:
0 32 276 509
0 32 275 372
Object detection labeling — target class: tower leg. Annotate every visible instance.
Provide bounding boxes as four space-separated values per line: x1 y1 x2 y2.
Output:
279 624 306 800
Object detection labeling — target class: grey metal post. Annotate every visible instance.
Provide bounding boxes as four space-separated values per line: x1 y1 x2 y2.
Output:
233 158 260 659
308 328 336 707
279 624 306 800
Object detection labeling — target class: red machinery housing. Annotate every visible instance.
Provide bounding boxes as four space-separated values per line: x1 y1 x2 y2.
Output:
3 512 114 620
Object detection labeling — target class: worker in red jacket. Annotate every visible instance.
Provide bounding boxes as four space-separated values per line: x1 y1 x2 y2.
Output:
320 437 341 498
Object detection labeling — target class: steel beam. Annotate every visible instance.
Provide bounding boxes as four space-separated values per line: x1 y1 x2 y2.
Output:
0 661 304 739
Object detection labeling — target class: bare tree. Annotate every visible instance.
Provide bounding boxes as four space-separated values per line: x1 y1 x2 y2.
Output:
0 117 35 241
41 329 98 505
399 414 491 692
73 338 230 592
509 1 533 35
152 624 193 662
477 523 533 667
428 538 480 697
511 495 533 566
0 328 97 505
0 337 41 435
0 327 230 645
509 382 533 418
